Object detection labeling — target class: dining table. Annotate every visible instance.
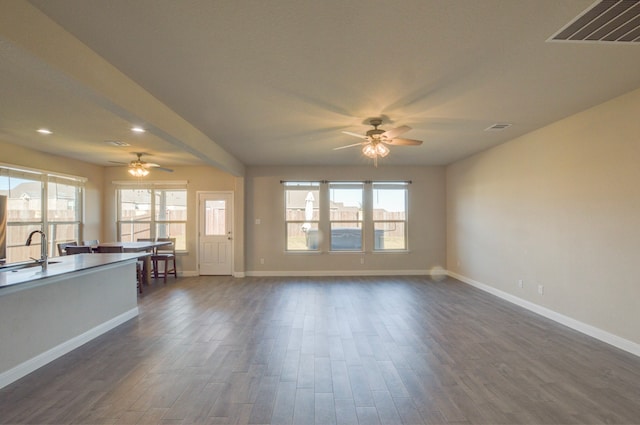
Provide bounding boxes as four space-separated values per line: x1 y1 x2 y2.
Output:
94 241 172 285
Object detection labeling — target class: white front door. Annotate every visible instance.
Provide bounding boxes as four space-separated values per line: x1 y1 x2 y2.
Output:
198 192 233 275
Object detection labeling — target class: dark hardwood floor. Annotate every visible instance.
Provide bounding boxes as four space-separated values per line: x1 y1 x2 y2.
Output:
1 275 639 424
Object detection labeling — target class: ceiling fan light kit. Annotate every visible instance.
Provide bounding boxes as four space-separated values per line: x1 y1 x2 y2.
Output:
336 118 423 167
362 142 389 158
128 164 150 177
110 152 174 176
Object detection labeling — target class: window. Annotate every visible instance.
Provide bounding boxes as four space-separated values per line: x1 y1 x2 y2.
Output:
0 164 85 262
372 182 408 250
204 199 226 236
329 182 363 251
117 185 187 250
48 177 82 252
284 182 320 251
283 180 409 253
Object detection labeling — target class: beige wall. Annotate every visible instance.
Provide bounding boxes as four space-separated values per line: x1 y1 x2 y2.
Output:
102 166 244 275
446 87 640 346
245 165 446 275
0 139 104 244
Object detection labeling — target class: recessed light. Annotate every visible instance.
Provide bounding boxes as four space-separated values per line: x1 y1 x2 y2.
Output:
131 126 146 133
37 128 52 135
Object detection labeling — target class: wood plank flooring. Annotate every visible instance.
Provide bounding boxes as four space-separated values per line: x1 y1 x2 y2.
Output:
1 275 639 424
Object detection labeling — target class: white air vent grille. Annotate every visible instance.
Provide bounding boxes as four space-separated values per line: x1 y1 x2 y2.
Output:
484 123 512 131
550 0 640 43
104 140 130 147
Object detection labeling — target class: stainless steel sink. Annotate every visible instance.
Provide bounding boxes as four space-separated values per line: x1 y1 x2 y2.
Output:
0 261 61 272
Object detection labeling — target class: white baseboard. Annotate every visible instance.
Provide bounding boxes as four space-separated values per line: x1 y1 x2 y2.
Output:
0 307 139 389
186 270 437 278
246 269 432 277
179 271 245 278
448 271 640 358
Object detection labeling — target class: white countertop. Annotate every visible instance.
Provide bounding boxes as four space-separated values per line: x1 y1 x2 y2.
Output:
0 253 144 292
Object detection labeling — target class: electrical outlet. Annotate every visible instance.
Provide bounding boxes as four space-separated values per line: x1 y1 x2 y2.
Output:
360 257 365 264
518 279 524 289
260 258 264 264
538 285 544 295
255 218 261 225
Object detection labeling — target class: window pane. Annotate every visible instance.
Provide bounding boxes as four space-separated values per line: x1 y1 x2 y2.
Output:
373 222 406 250
6 224 42 263
205 199 226 236
154 190 187 221
120 222 151 242
373 184 407 251
285 185 320 251
156 223 186 250
119 189 151 221
285 189 320 221
5 176 42 222
330 222 362 251
49 223 79 253
329 184 362 221
286 222 319 251
373 187 406 220
48 181 79 222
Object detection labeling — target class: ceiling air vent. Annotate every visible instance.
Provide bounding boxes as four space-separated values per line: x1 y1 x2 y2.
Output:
549 0 640 43
104 140 130 147
484 123 512 131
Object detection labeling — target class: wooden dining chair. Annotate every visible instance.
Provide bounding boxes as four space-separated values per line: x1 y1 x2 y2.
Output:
151 238 177 283
57 241 77 256
95 245 124 253
65 245 92 255
136 238 154 249
135 238 159 289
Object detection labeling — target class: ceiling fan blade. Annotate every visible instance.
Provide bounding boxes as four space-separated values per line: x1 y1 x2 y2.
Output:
144 163 174 172
384 138 423 146
108 160 128 165
341 131 367 139
333 142 366 150
382 125 411 139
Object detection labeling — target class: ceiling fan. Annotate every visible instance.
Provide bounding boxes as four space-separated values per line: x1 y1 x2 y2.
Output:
110 152 174 176
334 118 423 166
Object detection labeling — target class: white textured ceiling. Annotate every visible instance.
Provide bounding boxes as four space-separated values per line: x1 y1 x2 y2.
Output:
1 0 639 172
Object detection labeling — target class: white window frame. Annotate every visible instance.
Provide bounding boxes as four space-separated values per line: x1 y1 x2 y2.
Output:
0 163 85 261
372 182 409 251
329 182 364 252
283 180 410 253
283 181 321 252
114 181 188 251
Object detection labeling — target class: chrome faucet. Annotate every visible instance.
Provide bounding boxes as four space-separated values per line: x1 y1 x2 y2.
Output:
26 230 48 271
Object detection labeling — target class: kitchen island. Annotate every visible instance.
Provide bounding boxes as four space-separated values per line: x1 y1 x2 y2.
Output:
0 253 142 389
